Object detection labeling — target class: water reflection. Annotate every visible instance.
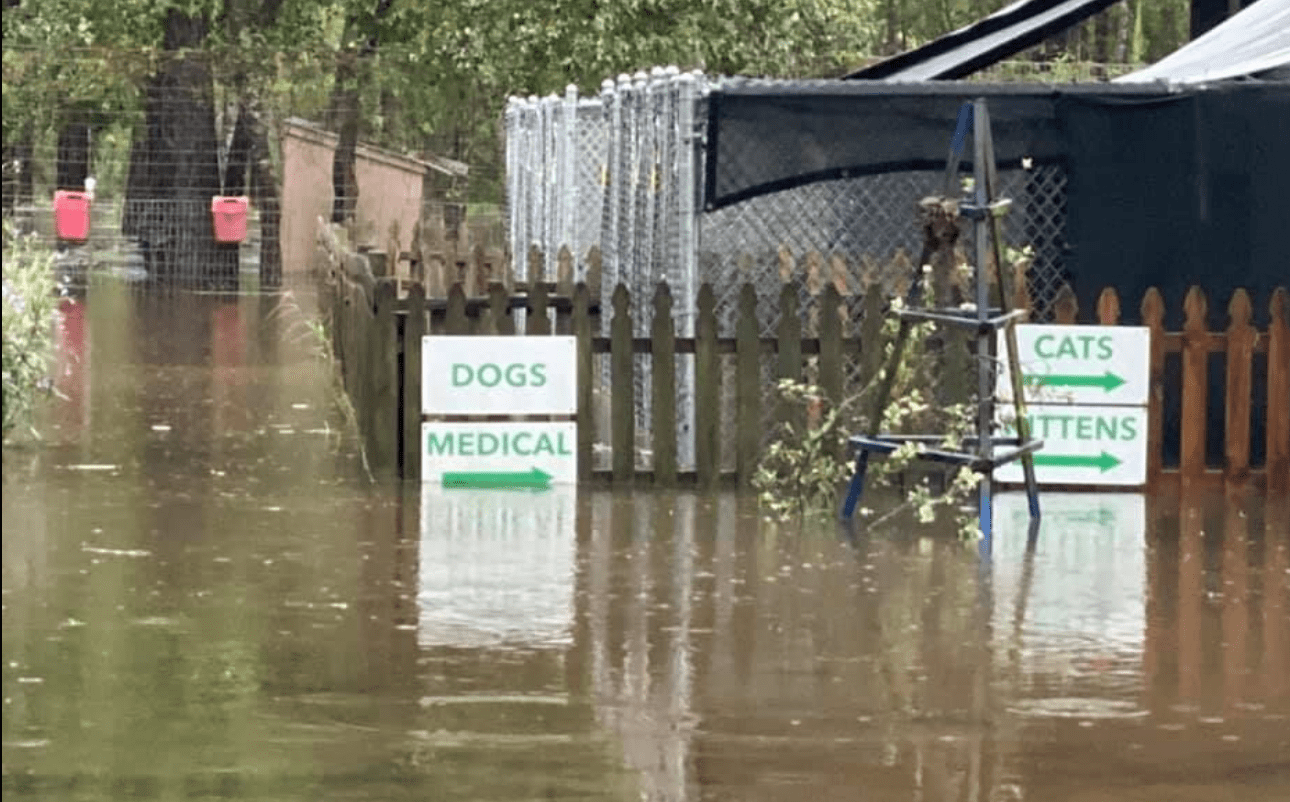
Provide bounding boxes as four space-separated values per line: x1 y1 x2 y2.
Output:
573 491 1289 800
418 487 577 649
3 280 1288 800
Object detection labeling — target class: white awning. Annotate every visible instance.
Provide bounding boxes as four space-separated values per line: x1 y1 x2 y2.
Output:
1115 0 1290 84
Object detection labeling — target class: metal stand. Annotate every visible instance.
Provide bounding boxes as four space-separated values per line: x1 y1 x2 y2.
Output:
841 99 1042 539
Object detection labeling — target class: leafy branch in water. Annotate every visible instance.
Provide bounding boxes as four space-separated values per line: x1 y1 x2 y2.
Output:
753 270 983 536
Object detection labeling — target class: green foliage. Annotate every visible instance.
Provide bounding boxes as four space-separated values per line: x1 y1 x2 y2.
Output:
753 274 982 535
3 220 59 440
2 0 1193 204
754 380 856 518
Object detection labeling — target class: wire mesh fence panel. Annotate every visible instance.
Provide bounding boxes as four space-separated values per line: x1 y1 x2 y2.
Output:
506 69 709 469
13 198 277 294
698 166 1070 336
999 164 1069 320
573 99 607 278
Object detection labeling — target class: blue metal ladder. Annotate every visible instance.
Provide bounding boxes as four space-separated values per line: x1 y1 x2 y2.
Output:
840 98 1042 541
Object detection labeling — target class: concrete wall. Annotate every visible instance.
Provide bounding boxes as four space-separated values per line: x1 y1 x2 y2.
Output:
280 120 428 276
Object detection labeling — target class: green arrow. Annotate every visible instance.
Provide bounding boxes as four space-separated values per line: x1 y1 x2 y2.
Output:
1023 371 1126 392
441 468 553 490
1032 452 1121 473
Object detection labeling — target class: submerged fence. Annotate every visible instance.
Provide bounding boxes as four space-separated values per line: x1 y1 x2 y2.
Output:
321 240 1289 490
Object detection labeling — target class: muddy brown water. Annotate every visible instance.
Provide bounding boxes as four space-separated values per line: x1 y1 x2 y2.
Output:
3 282 1288 801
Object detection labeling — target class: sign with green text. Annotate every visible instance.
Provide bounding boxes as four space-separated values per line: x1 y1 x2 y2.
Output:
422 336 576 415
422 421 577 487
997 325 1149 406
995 405 1148 486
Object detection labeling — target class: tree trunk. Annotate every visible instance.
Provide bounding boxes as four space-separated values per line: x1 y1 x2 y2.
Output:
328 1 394 227
330 57 361 225
1114 2 1133 64
222 102 254 197
1 125 35 214
884 0 900 55
248 105 282 288
223 0 286 287
122 9 236 290
1093 6 1113 64
56 120 91 191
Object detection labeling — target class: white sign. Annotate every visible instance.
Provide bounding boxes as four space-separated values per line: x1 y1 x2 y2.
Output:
418 485 577 649
422 421 577 486
995 405 1148 487
997 325 1150 406
422 335 576 415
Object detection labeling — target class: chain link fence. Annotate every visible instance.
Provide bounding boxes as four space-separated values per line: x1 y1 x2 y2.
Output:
506 68 705 469
505 70 1072 471
701 165 1070 336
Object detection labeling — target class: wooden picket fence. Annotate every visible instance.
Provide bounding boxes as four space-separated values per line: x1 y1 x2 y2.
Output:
1055 284 1289 490
324 260 1289 491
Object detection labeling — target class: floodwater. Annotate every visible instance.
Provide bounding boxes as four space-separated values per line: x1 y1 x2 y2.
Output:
3 281 1289 801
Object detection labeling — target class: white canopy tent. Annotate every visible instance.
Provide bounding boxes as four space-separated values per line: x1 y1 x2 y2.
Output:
1116 0 1290 84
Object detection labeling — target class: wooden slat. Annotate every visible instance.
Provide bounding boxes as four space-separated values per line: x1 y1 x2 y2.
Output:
529 282 551 336
858 283 885 401
358 281 375 454
1224 290 1255 482
1053 282 1079 324
1096 286 1120 324
574 283 594 482
818 284 843 458
556 245 574 297
611 284 634 484
487 282 514 335
402 282 425 481
1157 331 1268 355
695 284 719 489
445 283 468 334
735 283 761 487
372 279 399 478
652 283 677 486
776 283 803 433
527 244 544 290
1180 287 1209 485
1267 288 1290 492
1142 288 1166 485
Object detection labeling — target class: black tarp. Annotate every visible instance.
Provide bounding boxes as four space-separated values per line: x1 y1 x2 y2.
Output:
702 78 1290 470
1058 83 1290 327
704 80 1290 327
708 80 1075 209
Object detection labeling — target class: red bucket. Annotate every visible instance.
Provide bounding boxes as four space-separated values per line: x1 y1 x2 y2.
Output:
53 190 91 242
211 196 249 244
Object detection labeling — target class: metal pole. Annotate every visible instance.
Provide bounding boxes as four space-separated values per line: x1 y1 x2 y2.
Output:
676 69 701 470
973 99 995 541
505 98 519 278
561 84 578 271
